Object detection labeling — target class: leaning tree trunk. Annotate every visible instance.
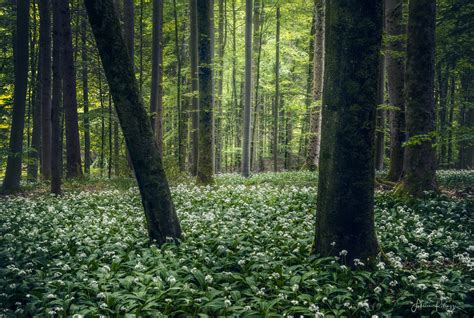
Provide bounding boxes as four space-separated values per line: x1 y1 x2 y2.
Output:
51 0 62 194
306 0 324 171
241 0 253 177
2 0 30 193
59 0 82 178
196 0 215 185
396 0 437 196
313 0 382 266
84 0 183 244
385 0 405 181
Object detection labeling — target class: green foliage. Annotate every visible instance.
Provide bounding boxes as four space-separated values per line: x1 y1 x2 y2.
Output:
1 172 472 316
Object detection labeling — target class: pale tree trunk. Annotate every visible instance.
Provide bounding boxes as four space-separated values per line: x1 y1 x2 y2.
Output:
196 0 215 185
272 5 280 172
250 0 261 171
2 0 30 192
306 0 324 171
397 0 437 197
241 0 253 177
313 0 382 265
85 0 183 244
215 0 226 173
190 0 199 176
385 0 405 181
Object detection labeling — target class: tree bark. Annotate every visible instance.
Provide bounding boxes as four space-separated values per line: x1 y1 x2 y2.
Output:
437 63 449 168
272 5 280 172
38 0 52 181
59 0 82 178
82 11 91 174
189 0 199 176
397 0 437 196
123 0 134 68
385 0 405 181
250 0 261 170
51 0 63 194
313 0 382 265
458 70 473 169
446 75 455 168
84 0 183 244
375 54 385 170
196 0 215 184
215 0 226 173
242 0 253 177
2 0 30 192
173 0 185 171
306 0 324 171
150 0 163 151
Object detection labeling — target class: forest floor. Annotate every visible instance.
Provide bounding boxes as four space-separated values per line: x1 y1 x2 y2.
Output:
0 171 473 317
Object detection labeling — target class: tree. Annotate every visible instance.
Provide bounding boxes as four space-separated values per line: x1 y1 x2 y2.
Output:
375 54 385 171
306 0 324 171
272 5 280 172
150 0 164 152
396 0 437 196
189 0 199 176
385 0 405 181
242 0 253 177
59 0 82 178
81 11 91 174
84 0 182 244
51 0 62 194
313 0 382 265
196 0 214 184
2 0 30 192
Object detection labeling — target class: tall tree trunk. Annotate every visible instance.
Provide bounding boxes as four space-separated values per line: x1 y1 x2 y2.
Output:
397 0 437 196
272 5 280 172
215 0 226 173
385 0 405 181
99 67 105 176
173 0 185 171
250 0 261 170
189 0 199 176
82 11 91 174
2 0 30 192
458 70 473 169
85 0 183 244
241 0 253 177
196 0 215 184
313 0 382 265
139 0 144 94
123 0 134 68
446 75 455 168
150 0 163 151
28 1 41 182
375 54 385 170
437 63 449 168
109 94 113 178
51 0 63 194
59 0 82 178
306 0 324 171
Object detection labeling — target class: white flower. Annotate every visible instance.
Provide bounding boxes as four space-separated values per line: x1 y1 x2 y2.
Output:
339 250 348 256
167 276 176 284
417 283 427 290
97 292 106 299
353 258 365 266
408 275 416 282
376 262 385 270
224 299 232 307
389 280 398 287
374 286 382 294
99 303 108 309
291 284 299 292
330 242 336 247
46 294 56 299
357 300 369 309
291 300 299 305
205 274 213 284
309 304 319 312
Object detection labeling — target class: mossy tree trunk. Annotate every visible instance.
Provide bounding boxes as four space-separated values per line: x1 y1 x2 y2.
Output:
2 0 30 193
385 0 405 181
313 0 382 266
196 0 215 185
397 0 437 196
84 0 183 244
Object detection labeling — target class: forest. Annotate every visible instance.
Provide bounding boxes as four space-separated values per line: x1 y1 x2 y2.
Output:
0 0 473 316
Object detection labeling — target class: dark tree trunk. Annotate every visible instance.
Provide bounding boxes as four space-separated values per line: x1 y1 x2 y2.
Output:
196 0 214 184
385 0 405 181
272 5 280 172
437 63 449 168
215 0 226 173
458 70 473 169
99 67 105 176
397 0 437 196
51 0 63 194
150 0 163 152
189 0 199 176
250 0 261 170
2 0 30 192
313 0 382 265
306 0 324 171
82 11 91 174
109 94 113 178
59 0 82 178
173 0 185 171
123 0 134 68
242 0 253 177
447 75 455 168
84 0 183 244
375 54 385 171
